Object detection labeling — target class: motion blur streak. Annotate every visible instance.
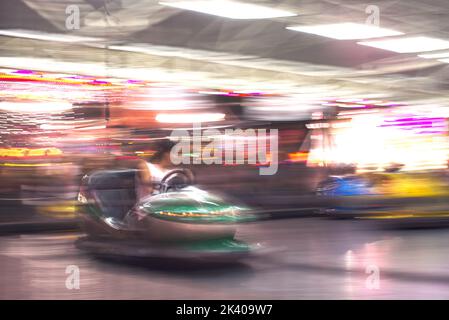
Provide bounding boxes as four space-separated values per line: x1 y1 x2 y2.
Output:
3 0 449 300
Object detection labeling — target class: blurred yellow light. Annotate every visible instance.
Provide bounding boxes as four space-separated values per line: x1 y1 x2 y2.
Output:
0 163 69 167
0 147 63 157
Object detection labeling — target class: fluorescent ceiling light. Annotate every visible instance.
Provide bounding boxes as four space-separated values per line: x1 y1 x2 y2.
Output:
0 29 103 43
418 51 449 59
156 113 225 123
358 36 449 53
159 0 296 19
286 23 403 40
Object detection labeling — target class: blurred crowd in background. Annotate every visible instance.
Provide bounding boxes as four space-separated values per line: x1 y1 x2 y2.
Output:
1 67 449 224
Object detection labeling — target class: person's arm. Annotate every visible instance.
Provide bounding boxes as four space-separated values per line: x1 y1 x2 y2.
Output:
136 160 153 196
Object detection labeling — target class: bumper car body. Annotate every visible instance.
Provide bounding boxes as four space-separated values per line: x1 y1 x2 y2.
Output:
76 169 255 260
316 171 449 221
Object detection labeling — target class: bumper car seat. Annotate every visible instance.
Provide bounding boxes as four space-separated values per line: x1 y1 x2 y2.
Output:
87 169 137 221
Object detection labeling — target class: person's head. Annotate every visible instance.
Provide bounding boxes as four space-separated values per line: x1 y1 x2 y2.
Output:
150 139 175 164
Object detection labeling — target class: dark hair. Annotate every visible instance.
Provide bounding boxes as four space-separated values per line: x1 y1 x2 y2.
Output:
150 139 176 162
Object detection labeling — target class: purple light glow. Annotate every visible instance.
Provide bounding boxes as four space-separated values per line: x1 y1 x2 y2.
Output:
14 70 34 74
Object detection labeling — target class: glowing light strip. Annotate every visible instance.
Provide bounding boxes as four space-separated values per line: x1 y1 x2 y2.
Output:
0 29 103 43
159 0 296 19
287 23 403 40
156 113 225 123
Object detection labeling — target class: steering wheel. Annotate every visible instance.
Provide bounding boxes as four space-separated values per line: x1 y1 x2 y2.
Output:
160 169 195 193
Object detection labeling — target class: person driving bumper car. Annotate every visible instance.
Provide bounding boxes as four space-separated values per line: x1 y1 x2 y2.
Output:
76 140 256 261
